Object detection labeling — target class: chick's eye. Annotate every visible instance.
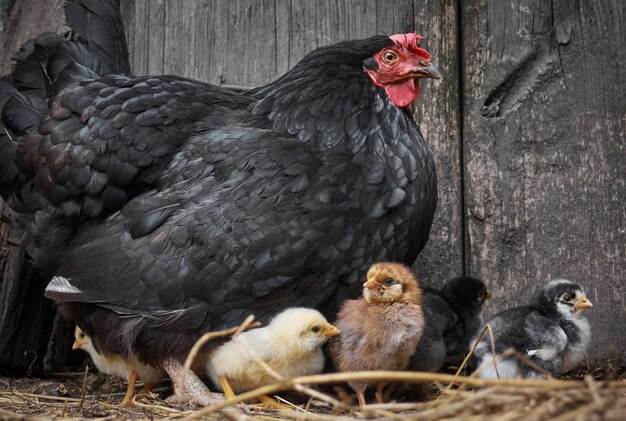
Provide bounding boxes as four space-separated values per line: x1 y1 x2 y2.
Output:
311 326 320 333
383 278 395 286
382 50 398 64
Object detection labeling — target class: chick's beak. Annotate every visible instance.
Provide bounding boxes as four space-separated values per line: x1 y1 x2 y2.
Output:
574 296 593 310
324 325 341 338
363 281 377 289
72 340 81 350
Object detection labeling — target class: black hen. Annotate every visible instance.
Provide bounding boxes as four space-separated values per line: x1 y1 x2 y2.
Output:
1 0 440 404
410 277 490 372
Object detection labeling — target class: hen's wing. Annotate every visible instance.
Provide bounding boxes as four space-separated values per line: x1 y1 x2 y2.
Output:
45 127 369 361
3 70 256 274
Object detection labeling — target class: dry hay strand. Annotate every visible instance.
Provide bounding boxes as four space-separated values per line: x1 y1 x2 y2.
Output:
1 316 624 420
1 364 624 421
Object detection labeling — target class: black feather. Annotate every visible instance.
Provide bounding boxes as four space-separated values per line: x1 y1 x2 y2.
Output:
411 277 489 372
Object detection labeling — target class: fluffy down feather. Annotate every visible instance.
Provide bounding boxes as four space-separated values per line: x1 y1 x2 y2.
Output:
471 279 592 379
329 262 425 405
208 308 339 395
410 276 490 372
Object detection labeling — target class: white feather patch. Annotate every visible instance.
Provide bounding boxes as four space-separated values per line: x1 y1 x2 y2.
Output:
527 347 559 361
46 276 82 294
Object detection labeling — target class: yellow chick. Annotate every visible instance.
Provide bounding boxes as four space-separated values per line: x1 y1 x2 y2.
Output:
208 307 340 406
73 326 163 407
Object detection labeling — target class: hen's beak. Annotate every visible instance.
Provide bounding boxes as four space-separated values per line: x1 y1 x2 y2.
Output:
413 63 443 80
485 291 492 300
72 340 82 350
363 281 377 289
324 325 341 338
574 296 593 310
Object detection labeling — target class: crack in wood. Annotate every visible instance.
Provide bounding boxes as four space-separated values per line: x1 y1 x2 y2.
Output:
481 41 556 119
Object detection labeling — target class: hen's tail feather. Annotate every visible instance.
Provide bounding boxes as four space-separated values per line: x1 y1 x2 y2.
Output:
0 82 41 202
1 0 129 207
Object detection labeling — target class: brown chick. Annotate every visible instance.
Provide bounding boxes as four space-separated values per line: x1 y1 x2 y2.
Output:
329 262 425 406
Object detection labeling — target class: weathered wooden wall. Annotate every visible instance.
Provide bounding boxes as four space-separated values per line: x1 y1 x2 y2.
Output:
0 0 623 373
462 0 625 363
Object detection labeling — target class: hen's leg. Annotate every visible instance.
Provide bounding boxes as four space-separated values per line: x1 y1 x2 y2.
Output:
163 357 223 406
120 369 138 407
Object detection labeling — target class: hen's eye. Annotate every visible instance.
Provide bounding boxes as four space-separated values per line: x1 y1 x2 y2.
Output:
562 293 574 301
383 278 395 286
382 50 398 64
311 326 320 333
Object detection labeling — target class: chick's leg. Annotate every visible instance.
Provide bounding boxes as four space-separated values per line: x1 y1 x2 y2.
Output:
218 376 236 400
356 390 367 407
163 357 223 406
256 395 293 410
349 381 367 407
374 382 386 404
381 382 398 402
120 369 138 407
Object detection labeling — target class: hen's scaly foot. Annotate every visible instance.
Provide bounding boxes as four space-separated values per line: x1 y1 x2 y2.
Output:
163 357 224 406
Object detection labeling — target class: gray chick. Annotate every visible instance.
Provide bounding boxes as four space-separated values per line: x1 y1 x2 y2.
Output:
471 279 592 379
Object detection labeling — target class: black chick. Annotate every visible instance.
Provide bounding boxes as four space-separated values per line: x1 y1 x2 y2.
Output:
471 279 592 379
410 276 490 372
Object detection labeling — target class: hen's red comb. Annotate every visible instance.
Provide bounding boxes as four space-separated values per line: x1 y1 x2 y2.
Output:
390 33 431 61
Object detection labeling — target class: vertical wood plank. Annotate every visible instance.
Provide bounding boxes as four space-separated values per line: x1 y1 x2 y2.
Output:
163 0 184 76
411 0 464 286
462 0 625 363
122 0 149 75
146 0 165 75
